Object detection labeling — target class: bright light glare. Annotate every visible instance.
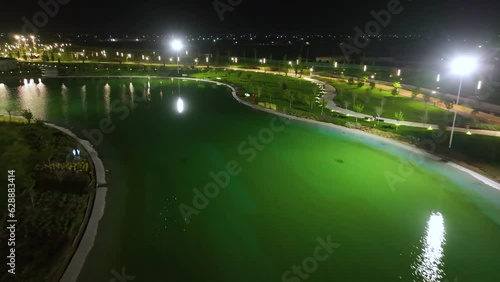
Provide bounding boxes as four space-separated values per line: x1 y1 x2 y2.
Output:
450 56 478 75
412 212 446 282
177 97 184 113
171 39 183 51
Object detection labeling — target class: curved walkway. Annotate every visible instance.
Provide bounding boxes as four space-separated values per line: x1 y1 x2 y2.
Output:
227 67 499 137
305 77 500 137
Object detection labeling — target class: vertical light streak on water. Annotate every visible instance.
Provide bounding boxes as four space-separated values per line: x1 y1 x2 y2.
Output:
35 79 48 120
104 83 111 118
411 212 446 282
129 82 135 112
81 85 87 118
61 83 69 122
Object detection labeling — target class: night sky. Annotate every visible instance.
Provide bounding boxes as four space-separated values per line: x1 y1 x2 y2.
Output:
1 0 499 36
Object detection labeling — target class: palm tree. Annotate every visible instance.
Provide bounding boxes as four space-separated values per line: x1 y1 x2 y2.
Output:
320 98 328 115
303 94 314 110
394 110 404 130
353 103 364 122
284 90 295 109
342 100 350 110
375 106 383 124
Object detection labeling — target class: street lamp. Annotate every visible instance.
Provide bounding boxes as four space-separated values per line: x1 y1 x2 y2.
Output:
171 39 183 74
448 56 478 148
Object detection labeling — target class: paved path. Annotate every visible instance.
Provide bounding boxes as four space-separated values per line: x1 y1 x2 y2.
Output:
227 67 500 137
305 77 500 137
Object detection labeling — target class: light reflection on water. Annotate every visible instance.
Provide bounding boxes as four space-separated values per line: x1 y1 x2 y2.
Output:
411 212 446 282
81 85 87 119
61 83 68 121
17 80 48 120
104 83 111 118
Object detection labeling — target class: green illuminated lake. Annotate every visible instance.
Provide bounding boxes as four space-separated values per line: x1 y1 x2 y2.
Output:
1 77 500 282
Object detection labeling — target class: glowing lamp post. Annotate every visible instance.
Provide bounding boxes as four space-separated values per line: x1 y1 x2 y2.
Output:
448 56 478 148
171 39 183 74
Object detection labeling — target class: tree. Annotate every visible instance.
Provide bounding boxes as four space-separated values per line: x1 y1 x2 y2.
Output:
21 109 34 123
444 100 454 110
352 92 358 105
246 73 252 80
381 97 387 108
4 101 17 122
375 106 383 124
357 81 364 88
342 100 350 110
320 98 328 115
348 77 355 84
283 67 289 76
394 110 404 130
369 81 375 90
364 88 372 103
303 94 314 110
353 103 364 122
268 91 274 101
237 71 242 78
391 88 399 97
281 82 288 91
411 87 420 99
284 90 295 109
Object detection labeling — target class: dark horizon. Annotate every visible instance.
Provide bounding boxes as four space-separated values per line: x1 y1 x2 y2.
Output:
1 0 499 37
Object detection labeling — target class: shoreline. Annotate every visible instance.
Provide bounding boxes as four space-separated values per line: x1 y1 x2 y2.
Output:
222 80 500 192
3 75 499 280
43 124 108 282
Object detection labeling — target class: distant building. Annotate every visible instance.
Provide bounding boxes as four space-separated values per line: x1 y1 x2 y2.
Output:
0 58 18 71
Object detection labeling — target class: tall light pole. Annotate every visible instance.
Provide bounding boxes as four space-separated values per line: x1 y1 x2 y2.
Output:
448 56 478 148
171 39 183 74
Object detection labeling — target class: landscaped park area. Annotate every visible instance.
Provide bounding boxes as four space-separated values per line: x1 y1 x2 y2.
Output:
1 63 500 282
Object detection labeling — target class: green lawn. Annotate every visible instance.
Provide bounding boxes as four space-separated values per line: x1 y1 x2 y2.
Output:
327 80 451 124
191 69 329 117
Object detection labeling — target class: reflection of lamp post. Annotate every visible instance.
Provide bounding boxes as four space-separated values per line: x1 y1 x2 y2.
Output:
171 39 183 74
448 56 477 148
